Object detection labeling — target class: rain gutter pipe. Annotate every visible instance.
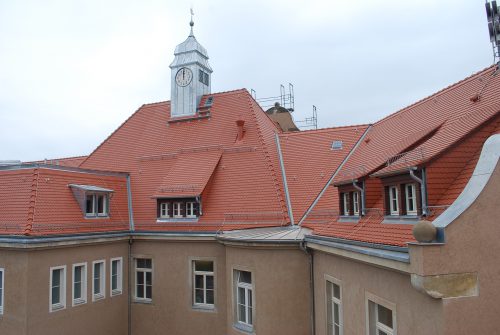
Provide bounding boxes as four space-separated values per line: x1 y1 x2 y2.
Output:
352 180 366 216
409 167 428 216
300 241 315 335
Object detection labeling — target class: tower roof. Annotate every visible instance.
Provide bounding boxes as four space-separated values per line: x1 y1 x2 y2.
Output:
170 22 212 71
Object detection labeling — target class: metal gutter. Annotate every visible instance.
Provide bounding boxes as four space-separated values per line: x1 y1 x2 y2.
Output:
126 175 135 231
298 125 373 225
0 163 129 177
275 133 295 226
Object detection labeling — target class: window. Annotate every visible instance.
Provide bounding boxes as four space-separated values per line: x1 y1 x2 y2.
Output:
405 184 417 215
0 268 4 315
110 258 123 296
389 186 399 215
173 202 182 218
50 266 66 312
342 193 350 216
193 260 214 308
353 192 360 216
135 258 152 301
199 69 209 85
186 202 196 218
85 193 109 217
326 279 343 335
159 202 170 218
367 294 396 335
72 263 87 306
92 260 105 301
235 270 253 327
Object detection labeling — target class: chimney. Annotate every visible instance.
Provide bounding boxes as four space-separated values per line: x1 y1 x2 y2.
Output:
236 119 245 142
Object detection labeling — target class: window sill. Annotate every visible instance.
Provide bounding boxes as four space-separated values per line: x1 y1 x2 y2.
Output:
156 217 199 223
111 290 122 297
383 215 419 224
50 304 65 312
92 294 105 302
85 215 110 219
338 215 360 223
233 322 254 334
133 298 153 305
72 299 86 307
192 304 216 313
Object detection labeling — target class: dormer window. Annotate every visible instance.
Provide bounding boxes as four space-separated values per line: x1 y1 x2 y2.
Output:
342 193 350 216
405 184 417 215
381 174 422 217
339 191 361 217
353 192 360 216
157 198 200 220
69 184 113 218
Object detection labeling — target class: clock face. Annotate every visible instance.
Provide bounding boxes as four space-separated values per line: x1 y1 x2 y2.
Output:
175 67 193 87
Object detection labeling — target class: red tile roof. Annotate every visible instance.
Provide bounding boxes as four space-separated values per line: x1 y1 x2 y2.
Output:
0 167 129 236
278 125 369 222
79 89 288 231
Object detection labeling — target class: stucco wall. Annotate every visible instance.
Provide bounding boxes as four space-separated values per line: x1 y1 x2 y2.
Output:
313 251 443 335
410 162 500 334
0 249 28 334
224 245 311 335
131 240 227 335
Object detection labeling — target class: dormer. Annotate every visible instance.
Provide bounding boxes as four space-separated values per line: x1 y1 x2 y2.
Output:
69 184 113 218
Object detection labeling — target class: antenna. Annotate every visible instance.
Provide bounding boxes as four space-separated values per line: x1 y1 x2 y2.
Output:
485 1 500 62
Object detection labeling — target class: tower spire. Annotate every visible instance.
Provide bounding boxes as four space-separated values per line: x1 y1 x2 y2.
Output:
189 8 194 37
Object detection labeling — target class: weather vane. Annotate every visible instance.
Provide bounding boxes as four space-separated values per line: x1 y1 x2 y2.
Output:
189 7 194 36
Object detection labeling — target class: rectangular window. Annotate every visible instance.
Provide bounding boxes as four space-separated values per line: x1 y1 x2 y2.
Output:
405 184 417 215
0 268 4 315
326 280 343 335
50 266 66 312
92 260 105 301
173 202 182 218
72 263 87 306
86 193 109 217
135 258 152 301
353 192 360 216
199 69 204 83
342 193 350 216
204 72 209 85
389 186 399 215
367 295 396 335
186 202 196 218
235 270 253 327
160 202 170 218
110 258 123 296
193 260 215 308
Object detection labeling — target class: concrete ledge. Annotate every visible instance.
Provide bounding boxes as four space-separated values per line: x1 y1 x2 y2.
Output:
410 272 479 299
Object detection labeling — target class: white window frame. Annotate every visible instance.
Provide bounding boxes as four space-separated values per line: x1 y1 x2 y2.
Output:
85 193 109 217
405 184 417 215
110 257 123 296
366 292 397 335
0 268 4 315
135 258 152 302
72 263 87 306
159 202 170 218
49 265 66 312
389 186 399 215
342 193 349 216
325 275 343 335
235 269 253 328
92 260 105 301
353 192 360 216
186 202 196 218
192 260 215 308
173 202 182 218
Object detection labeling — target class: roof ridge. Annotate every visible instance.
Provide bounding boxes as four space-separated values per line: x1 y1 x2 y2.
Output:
141 89 249 109
244 91 289 221
25 168 40 235
374 65 497 126
280 123 370 137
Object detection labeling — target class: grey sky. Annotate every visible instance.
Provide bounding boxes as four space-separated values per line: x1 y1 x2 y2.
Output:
0 0 493 162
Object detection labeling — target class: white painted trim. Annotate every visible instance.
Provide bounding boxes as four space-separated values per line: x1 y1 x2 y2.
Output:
365 291 397 335
325 274 343 335
72 262 87 306
110 257 123 297
49 265 66 312
405 184 417 215
433 134 500 228
92 260 106 301
389 186 399 215
133 257 153 303
190 258 216 309
231 266 255 332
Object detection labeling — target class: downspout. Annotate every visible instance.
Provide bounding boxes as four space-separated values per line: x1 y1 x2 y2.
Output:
300 241 315 335
128 237 133 335
298 125 372 225
275 133 295 226
409 167 428 216
126 174 135 231
352 180 365 216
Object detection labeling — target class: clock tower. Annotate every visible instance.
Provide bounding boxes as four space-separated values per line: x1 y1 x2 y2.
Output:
170 18 212 117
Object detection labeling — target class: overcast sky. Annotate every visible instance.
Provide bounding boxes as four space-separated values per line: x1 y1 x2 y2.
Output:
0 0 493 162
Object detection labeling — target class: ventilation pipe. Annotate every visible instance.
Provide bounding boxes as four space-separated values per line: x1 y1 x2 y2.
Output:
236 119 245 142
409 167 428 216
352 180 366 216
